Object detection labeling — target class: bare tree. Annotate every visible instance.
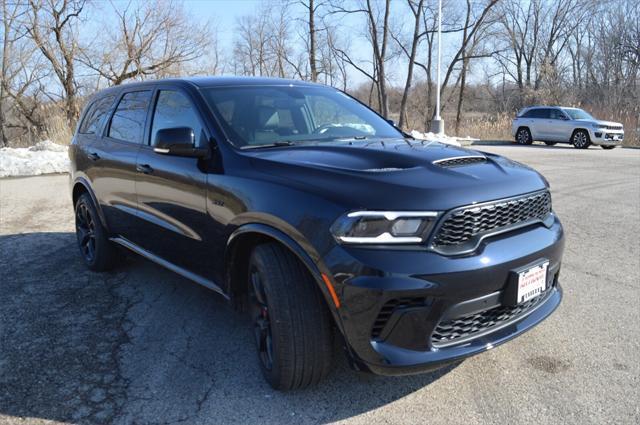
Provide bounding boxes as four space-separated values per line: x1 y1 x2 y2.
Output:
438 0 499 109
329 0 393 117
79 0 211 85
25 0 85 126
496 0 593 94
394 0 424 129
297 0 324 81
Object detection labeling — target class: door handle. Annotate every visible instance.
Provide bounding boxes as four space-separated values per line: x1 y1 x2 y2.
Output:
88 152 100 161
136 164 154 174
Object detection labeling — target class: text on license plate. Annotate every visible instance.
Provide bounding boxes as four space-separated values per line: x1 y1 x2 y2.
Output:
517 262 549 303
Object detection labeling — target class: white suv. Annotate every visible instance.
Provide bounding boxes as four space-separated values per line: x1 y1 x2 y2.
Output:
512 106 624 149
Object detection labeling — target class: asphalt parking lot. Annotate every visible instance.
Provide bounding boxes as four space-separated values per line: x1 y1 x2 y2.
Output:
0 144 639 425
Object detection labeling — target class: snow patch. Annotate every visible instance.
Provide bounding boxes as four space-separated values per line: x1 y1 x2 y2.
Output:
0 140 70 178
410 130 479 147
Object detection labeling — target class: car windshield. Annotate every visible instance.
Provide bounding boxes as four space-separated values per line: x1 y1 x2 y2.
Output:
202 85 403 148
562 108 594 120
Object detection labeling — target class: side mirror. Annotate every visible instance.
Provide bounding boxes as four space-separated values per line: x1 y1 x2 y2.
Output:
153 127 209 158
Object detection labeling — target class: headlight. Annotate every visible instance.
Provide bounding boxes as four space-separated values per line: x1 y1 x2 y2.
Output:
330 211 439 244
591 123 606 129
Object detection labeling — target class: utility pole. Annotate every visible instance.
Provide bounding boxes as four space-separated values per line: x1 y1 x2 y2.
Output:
431 0 444 135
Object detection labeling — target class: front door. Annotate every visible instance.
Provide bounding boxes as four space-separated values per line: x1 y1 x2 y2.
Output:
548 108 573 141
130 88 213 278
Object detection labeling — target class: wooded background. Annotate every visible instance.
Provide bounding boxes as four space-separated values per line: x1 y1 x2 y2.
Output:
1 0 639 147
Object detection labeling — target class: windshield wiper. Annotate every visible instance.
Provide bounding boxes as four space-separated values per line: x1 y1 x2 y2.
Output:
240 140 297 150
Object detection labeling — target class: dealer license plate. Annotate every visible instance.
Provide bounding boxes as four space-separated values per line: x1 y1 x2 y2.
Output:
517 261 548 304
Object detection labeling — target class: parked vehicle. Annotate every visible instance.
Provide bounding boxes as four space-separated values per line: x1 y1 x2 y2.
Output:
512 106 624 149
70 77 564 390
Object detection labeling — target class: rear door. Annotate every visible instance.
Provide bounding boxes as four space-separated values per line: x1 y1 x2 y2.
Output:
74 94 117 181
529 108 551 140
129 86 212 278
89 89 153 237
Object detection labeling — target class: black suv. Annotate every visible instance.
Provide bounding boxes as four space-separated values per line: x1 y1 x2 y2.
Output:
70 77 564 390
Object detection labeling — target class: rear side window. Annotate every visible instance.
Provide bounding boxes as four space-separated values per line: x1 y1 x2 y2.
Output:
79 95 115 135
537 109 551 118
525 109 549 119
108 91 152 143
150 90 204 146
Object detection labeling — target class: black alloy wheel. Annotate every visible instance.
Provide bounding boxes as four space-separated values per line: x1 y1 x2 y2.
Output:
248 266 274 371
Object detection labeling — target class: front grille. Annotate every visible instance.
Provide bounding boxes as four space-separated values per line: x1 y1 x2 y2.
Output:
604 125 623 130
434 156 486 168
432 191 552 249
371 297 427 339
431 289 552 347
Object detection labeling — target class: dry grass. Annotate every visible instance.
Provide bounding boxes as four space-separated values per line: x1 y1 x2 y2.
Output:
43 109 74 146
453 112 514 141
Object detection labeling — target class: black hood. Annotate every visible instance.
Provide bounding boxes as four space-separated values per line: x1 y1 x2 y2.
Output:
242 139 548 211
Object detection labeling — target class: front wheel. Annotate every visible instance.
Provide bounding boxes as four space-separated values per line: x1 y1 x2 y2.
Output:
572 130 591 149
248 243 334 390
601 145 616 150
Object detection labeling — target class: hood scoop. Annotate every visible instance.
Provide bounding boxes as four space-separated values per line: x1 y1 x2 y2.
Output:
433 155 487 168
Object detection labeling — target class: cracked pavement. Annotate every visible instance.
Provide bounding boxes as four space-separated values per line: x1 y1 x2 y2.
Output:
0 144 639 424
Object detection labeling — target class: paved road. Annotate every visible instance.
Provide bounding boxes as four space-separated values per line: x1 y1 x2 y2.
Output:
1 144 639 425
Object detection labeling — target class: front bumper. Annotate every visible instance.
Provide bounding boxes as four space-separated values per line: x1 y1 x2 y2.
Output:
323 214 565 375
589 128 624 145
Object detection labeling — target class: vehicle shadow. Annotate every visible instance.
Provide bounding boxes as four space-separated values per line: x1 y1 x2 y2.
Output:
473 141 576 149
0 232 459 424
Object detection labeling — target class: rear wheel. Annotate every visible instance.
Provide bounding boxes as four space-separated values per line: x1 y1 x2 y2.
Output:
248 243 333 390
601 145 616 150
75 193 120 271
572 130 591 149
515 127 533 145
544 141 557 146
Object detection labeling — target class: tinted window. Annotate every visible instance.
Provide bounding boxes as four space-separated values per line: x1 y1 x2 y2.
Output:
538 109 552 119
203 86 402 147
108 91 152 143
79 95 115 134
150 91 203 146
527 108 549 119
522 109 536 118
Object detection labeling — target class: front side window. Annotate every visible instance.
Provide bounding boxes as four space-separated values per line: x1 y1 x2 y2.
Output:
150 90 204 146
563 108 594 120
202 86 402 147
108 91 152 143
549 109 566 120
79 95 115 135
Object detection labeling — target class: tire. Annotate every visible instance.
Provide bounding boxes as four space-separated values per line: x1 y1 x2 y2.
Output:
544 141 557 146
601 145 616 150
74 193 120 271
248 243 333 390
571 130 591 149
515 127 533 145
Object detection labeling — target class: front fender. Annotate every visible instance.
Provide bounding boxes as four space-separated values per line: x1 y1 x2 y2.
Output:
225 222 346 333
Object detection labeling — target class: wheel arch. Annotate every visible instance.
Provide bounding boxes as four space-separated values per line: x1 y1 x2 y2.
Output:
224 223 344 330
571 127 590 138
72 178 108 229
